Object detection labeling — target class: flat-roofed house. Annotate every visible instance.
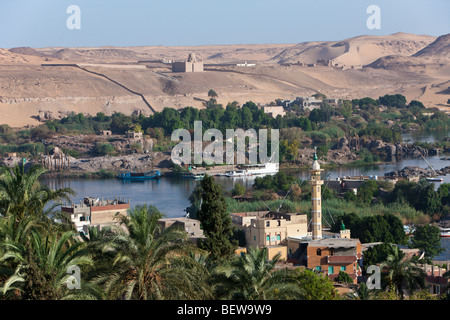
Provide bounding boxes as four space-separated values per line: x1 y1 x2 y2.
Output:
231 211 308 260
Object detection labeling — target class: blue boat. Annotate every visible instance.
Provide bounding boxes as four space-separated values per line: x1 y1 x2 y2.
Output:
116 170 161 180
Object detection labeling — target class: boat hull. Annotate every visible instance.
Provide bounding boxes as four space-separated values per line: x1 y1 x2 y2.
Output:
439 228 450 237
244 163 279 176
116 171 161 180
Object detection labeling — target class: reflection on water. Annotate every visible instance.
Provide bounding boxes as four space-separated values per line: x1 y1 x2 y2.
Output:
402 129 449 144
41 153 449 218
40 129 449 259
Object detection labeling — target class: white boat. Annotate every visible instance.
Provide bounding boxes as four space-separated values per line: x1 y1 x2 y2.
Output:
224 170 252 177
181 172 205 179
242 162 279 175
440 228 450 238
427 177 443 182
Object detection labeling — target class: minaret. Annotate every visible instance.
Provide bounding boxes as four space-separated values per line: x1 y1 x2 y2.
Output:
310 148 323 240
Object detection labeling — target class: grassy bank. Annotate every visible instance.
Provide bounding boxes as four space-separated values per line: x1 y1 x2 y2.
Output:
225 197 431 225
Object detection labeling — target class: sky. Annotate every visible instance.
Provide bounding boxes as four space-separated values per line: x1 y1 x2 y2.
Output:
0 0 449 48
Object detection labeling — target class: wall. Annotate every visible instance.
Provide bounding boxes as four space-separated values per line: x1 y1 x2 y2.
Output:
90 204 129 225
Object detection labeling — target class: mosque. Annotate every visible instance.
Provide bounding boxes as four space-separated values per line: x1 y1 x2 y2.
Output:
172 53 204 73
230 149 363 283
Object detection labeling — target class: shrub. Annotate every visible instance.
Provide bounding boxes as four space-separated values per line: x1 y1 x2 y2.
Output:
93 143 115 156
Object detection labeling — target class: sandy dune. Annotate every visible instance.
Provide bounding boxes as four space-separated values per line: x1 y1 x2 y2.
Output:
0 32 448 128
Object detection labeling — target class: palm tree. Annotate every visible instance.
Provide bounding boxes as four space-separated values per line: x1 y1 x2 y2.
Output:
0 164 75 220
380 244 426 299
0 229 93 300
348 282 372 300
92 204 211 300
210 247 304 300
207 89 218 99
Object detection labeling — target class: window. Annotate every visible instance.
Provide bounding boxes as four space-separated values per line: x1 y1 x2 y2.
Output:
266 221 270 227
328 266 334 274
329 248 334 256
277 234 281 241
277 220 281 226
266 235 270 242
315 266 321 271
340 266 346 271
316 249 322 256
254 236 256 241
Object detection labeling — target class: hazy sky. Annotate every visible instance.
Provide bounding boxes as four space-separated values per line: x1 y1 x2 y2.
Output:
0 0 448 48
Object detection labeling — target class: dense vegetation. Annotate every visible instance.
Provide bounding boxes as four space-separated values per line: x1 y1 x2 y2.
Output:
0 164 342 300
0 165 447 300
1 93 449 164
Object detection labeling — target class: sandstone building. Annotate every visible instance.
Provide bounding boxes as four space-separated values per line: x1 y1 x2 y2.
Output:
172 53 204 73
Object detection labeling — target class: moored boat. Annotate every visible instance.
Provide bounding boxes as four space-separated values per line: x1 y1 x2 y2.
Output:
440 228 450 238
426 177 443 182
242 162 279 175
116 170 161 180
224 170 252 177
181 172 205 179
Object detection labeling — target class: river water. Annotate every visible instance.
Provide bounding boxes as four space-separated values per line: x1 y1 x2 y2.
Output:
41 130 449 260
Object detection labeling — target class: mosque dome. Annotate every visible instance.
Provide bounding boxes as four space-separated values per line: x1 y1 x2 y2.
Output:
312 160 321 171
311 151 320 170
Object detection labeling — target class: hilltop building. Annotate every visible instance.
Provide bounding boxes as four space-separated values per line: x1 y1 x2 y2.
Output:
262 105 286 118
172 53 204 73
288 96 322 110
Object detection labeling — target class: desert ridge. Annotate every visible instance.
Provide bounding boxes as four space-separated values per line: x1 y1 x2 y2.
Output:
0 32 449 128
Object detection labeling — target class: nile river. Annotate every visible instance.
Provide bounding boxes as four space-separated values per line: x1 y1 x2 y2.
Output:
41 130 449 261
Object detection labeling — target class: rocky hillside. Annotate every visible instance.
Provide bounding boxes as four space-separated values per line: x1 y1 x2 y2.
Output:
413 33 450 60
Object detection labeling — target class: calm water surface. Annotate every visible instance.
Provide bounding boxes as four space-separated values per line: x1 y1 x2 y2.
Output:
41 130 449 260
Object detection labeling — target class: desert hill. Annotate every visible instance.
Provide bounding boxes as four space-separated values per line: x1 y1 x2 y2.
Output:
271 33 435 66
0 33 449 128
413 33 450 60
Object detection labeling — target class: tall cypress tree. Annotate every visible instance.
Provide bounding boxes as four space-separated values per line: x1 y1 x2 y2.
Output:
196 175 237 263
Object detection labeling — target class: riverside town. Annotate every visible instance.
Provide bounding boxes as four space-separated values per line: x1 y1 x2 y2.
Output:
0 1 449 312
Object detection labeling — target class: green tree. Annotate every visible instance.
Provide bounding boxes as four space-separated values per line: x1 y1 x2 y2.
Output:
0 230 93 300
335 271 354 284
95 204 210 300
332 213 406 244
438 183 450 208
379 94 407 108
409 224 444 261
210 247 303 300
231 183 246 197
196 175 237 264
380 244 426 299
93 143 116 156
356 180 378 205
348 282 372 300
208 89 218 99
339 100 353 119
294 268 338 300
0 164 74 220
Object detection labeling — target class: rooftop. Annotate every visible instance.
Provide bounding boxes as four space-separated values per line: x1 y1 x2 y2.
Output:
305 237 360 248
